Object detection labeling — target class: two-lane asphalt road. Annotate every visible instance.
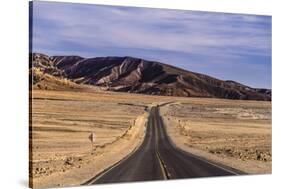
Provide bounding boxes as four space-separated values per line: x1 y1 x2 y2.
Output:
84 106 242 185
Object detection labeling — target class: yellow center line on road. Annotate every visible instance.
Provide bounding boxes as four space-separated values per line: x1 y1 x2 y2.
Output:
153 106 169 180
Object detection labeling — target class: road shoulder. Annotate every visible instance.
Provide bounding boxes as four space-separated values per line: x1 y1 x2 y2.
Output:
32 112 149 188
159 104 271 175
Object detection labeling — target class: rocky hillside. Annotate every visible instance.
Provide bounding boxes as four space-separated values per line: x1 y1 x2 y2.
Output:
30 53 271 101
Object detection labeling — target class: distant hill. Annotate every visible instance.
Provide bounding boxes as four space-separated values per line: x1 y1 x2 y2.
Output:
30 53 271 101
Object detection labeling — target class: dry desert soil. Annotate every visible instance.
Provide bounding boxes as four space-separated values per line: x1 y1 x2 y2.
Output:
30 89 271 188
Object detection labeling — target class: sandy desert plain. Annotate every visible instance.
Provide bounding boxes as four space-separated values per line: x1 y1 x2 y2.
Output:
30 88 271 188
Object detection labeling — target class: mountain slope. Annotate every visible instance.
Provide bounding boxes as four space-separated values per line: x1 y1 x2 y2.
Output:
30 53 271 101
30 53 98 91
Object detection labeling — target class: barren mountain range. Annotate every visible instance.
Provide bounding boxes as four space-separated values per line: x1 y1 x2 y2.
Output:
30 53 271 101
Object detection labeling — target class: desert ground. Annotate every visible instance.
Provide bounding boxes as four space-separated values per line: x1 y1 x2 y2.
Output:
30 89 271 188
30 89 151 188
160 99 271 174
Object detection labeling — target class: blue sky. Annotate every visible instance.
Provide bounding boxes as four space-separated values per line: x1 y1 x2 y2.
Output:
32 1 272 89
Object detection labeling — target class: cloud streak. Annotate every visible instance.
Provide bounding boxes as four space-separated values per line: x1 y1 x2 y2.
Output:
31 1 272 88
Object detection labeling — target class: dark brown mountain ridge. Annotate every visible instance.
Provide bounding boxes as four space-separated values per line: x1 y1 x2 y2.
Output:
30 53 271 101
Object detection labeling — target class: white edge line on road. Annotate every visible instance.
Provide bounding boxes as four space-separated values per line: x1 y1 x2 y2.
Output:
85 113 150 185
179 148 240 175
158 104 241 176
86 104 240 185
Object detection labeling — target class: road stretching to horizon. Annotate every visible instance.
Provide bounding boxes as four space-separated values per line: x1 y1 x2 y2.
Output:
84 106 242 185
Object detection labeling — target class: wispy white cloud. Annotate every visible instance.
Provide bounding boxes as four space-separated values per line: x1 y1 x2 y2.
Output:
31 1 271 88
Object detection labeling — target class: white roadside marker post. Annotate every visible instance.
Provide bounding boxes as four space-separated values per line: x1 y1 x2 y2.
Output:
89 132 95 154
